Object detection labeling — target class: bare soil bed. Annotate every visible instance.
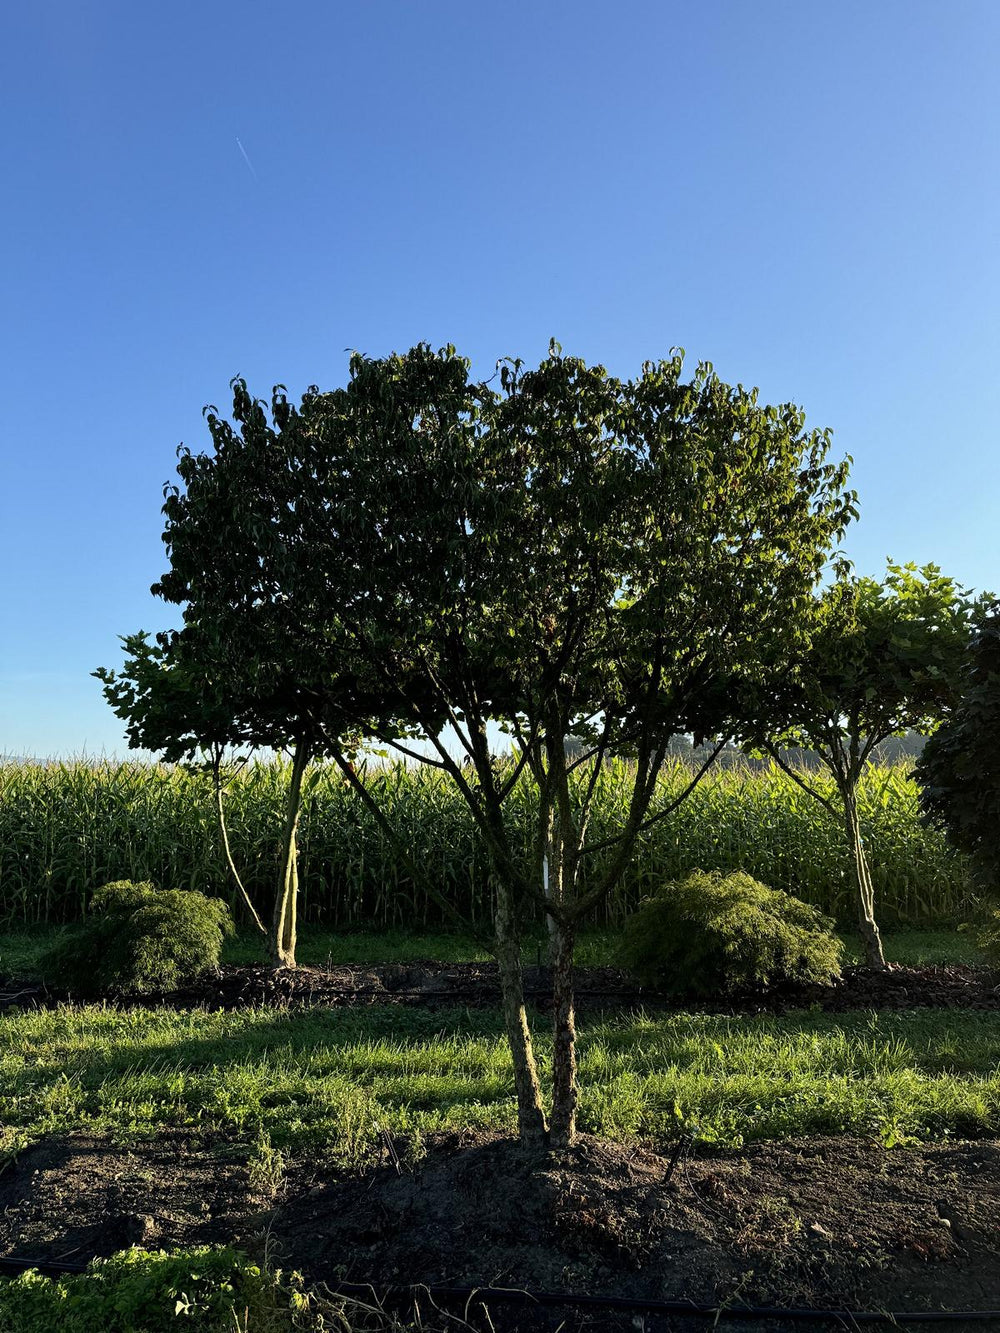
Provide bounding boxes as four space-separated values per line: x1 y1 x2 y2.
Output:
4 1131 1000 1323
4 960 999 1015
0 1132 267 1262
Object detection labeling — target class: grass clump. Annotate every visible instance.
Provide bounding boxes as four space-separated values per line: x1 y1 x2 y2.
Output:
40 881 233 997
618 869 844 995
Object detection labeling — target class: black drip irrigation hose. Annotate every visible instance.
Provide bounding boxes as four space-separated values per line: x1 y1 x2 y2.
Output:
2 1255 999 1323
336 1284 1000 1324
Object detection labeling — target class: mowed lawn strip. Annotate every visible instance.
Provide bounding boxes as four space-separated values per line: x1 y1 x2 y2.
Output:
3 1004 1000 1164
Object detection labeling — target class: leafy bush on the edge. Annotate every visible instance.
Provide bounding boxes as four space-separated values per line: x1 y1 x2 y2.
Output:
41 880 233 996
0 1245 423 1332
618 869 844 995
917 610 1000 895
0 1247 289 1333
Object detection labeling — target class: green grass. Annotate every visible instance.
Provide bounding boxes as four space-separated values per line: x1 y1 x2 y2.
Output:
842 928 982 965
4 1002 1000 1166
0 923 982 981
228 925 983 969
224 927 497 966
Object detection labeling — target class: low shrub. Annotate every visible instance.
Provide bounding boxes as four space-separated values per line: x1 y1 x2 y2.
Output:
0 1245 380 1332
40 880 233 996
0 1245 425 1331
618 869 843 995
0 1248 269 1332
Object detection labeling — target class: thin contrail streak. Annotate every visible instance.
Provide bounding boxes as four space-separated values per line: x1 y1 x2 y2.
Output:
236 137 258 181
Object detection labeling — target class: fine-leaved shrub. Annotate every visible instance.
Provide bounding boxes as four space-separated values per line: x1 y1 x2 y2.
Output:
41 880 233 996
618 869 843 995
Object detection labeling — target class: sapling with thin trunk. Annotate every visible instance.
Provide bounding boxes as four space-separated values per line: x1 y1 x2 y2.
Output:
738 563 982 970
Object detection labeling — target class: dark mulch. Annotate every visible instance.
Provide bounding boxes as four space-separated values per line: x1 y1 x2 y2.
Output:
4 959 1000 1016
274 1131 1000 1314
5 1131 1000 1325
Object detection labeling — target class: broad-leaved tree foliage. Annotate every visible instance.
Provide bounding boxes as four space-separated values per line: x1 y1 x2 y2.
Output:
100 344 855 1147
917 607 1000 893
95 620 339 965
737 562 980 969
96 380 413 967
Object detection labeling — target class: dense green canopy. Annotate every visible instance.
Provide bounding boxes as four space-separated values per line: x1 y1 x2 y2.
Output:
99 341 857 1144
917 608 1000 891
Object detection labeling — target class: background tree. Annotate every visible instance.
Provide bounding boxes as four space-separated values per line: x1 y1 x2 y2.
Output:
916 606 1000 893
106 344 855 1148
95 628 268 938
738 562 979 969
95 378 391 968
98 383 467 969
96 620 338 968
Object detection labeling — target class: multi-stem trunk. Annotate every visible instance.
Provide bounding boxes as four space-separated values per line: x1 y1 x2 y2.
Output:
542 805 559 963
545 755 580 1148
270 740 310 969
841 782 886 971
493 873 548 1147
541 730 586 1146
549 914 578 1147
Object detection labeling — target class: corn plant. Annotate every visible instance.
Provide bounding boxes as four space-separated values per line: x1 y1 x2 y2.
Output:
0 757 971 929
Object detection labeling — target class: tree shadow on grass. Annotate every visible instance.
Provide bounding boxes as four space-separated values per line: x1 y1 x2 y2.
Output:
6 1004 999 1161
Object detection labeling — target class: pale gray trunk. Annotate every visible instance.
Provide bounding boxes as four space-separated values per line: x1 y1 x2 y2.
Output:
270 740 309 970
842 783 886 971
213 767 266 935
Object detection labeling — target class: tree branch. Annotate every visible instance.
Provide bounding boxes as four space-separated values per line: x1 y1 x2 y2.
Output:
209 747 266 935
376 734 452 770
763 743 840 817
325 740 490 946
577 738 726 862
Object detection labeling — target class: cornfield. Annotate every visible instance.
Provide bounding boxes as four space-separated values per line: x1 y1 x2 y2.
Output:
0 757 972 929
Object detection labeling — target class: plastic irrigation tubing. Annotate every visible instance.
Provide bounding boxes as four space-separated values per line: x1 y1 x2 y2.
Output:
2 1258 999 1323
0 1256 90 1278
331 1283 1000 1323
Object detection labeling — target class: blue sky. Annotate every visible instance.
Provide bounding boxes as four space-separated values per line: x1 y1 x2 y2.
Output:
1 0 997 757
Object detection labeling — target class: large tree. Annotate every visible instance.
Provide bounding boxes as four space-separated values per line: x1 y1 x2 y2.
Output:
104 343 855 1147
737 562 980 969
